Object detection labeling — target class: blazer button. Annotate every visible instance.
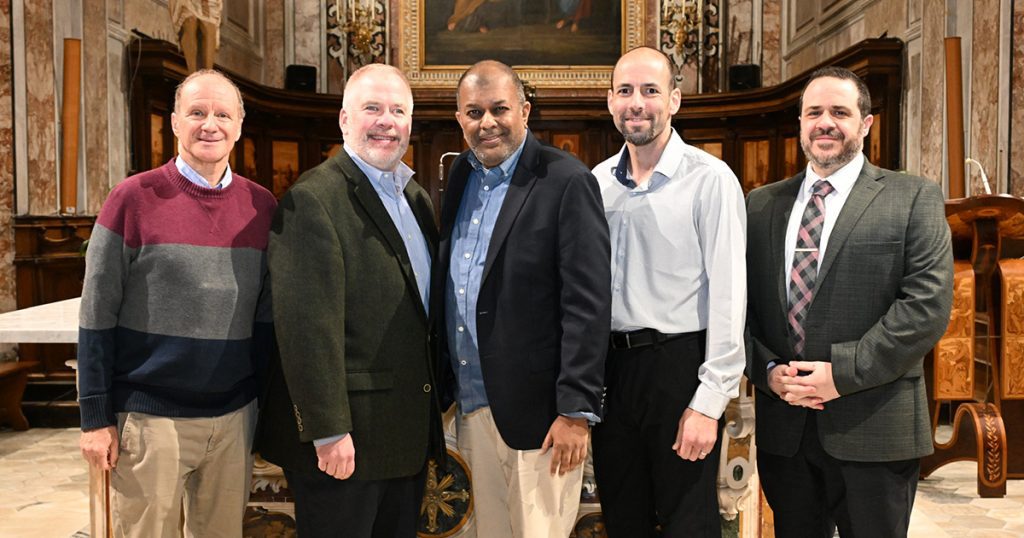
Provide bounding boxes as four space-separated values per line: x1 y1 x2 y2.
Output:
423 384 432 393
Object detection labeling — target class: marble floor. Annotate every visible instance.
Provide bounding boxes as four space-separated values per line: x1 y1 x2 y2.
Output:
0 427 1022 538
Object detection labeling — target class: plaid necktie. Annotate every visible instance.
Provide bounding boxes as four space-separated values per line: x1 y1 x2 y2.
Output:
787 180 834 359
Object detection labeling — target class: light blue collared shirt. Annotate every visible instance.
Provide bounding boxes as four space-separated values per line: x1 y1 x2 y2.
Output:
175 155 233 189
314 146 431 447
446 140 525 414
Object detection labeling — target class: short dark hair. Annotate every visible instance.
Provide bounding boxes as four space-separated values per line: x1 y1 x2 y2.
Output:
456 60 527 109
798 66 871 118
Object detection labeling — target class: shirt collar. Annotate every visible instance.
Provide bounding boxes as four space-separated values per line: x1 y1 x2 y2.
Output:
801 152 865 198
344 144 416 200
610 129 685 191
175 155 233 189
467 134 528 185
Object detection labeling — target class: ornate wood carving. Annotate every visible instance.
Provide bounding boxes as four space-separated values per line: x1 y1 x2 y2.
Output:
1000 259 1024 399
921 403 1007 497
933 261 974 400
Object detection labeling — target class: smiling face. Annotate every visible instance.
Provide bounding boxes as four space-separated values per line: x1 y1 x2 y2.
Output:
340 66 413 172
608 47 681 148
456 65 531 168
799 76 873 177
170 73 243 184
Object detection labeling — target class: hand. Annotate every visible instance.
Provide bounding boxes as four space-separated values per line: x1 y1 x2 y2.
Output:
315 434 356 480
540 416 589 476
778 361 841 409
80 426 119 471
672 408 718 461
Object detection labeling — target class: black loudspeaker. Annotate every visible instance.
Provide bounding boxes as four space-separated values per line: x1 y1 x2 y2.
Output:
729 64 762 91
285 65 317 92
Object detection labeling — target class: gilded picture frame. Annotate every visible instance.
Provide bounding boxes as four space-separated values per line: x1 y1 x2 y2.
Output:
397 0 647 89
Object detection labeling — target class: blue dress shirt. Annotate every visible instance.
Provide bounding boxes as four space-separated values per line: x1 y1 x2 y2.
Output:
446 141 525 414
175 155 233 189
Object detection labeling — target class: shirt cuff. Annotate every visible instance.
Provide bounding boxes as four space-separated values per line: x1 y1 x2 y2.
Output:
687 383 730 420
562 411 601 425
313 433 349 447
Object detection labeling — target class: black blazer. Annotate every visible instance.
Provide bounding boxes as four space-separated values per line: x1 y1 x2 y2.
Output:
433 134 612 450
746 162 953 462
256 151 443 480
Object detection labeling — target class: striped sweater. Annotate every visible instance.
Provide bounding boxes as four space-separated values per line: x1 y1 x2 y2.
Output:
78 160 277 430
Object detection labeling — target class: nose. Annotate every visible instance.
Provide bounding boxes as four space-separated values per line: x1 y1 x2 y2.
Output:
628 91 644 110
480 111 497 130
201 113 217 130
817 112 837 129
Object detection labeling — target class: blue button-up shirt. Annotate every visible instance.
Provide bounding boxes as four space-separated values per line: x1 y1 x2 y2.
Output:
446 140 525 414
175 155 233 189
314 146 431 447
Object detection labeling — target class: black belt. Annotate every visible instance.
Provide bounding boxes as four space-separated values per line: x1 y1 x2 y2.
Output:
609 328 685 350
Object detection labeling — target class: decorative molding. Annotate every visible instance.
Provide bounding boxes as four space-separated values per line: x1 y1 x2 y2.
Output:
933 261 974 400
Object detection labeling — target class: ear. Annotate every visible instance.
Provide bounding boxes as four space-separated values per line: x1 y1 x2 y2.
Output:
170 112 180 138
669 88 682 115
606 88 614 114
861 114 874 137
338 109 348 136
521 101 532 126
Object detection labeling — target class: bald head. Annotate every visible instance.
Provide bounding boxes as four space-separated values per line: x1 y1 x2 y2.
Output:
343 63 413 113
612 46 676 91
456 60 526 109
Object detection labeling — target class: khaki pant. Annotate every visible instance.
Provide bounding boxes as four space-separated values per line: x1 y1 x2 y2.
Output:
458 407 584 538
112 400 257 538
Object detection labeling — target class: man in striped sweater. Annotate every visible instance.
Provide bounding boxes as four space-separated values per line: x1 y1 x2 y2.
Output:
77 69 277 537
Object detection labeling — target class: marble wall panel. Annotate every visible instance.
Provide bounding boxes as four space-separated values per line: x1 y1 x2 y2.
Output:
0 0 16 318
25 0 58 215
968 0 998 195
123 0 176 44
84 0 109 215
728 0 754 65
762 0 781 85
1011 1 1024 197
293 0 322 79
918 0 945 185
265 0 285 88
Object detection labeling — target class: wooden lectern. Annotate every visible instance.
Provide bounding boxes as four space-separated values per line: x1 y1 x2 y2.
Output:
922 195 1024 497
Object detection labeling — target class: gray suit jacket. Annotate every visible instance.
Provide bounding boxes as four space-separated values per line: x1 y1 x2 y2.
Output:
255 151 442 480
745 161 953 462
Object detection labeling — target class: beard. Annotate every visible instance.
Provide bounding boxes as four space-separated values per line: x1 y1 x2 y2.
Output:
800 127 863 173
616 114 665 146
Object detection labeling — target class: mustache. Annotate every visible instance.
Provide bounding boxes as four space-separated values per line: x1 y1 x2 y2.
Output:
811 127 844 140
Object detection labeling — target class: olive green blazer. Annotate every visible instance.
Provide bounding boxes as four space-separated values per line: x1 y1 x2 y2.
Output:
255 150 441 481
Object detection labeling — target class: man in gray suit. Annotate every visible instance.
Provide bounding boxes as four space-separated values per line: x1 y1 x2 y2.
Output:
746 66 953 537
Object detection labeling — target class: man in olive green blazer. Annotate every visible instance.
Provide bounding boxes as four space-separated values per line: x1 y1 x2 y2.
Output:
255 64 442 538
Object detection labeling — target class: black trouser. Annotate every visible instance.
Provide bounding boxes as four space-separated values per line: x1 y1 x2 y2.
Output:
592 330 722 538
758 414 920 538
284 466 423 538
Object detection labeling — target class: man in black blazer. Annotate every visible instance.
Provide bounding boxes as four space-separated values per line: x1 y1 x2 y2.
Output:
746 67 953 537
256 64 441 538
435 60 611 538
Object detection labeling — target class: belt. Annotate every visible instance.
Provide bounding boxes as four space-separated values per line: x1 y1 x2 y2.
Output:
609 328 684 350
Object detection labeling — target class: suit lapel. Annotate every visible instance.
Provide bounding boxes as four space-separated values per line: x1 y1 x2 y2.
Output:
772 174 803 315
338 152 427 319
814 162 885 285
481 136 540 284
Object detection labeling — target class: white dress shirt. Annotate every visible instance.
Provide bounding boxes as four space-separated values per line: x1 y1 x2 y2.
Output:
783 153 865 286
592 129 747 420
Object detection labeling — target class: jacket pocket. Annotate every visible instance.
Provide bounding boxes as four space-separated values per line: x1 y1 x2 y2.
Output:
346 370 394 391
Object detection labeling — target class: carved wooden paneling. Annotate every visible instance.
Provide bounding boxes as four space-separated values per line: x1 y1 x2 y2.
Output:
933 261 975 400
1000 259 1024 399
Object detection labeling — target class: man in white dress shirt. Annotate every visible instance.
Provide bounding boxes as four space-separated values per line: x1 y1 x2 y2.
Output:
590 46 747 537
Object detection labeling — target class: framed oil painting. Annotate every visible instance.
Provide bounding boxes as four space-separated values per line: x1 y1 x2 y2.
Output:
397 0 647 89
